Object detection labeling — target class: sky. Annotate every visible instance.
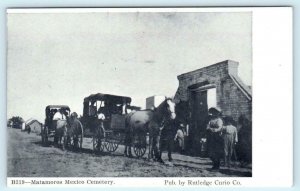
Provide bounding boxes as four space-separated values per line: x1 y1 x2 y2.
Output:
7 10 252 122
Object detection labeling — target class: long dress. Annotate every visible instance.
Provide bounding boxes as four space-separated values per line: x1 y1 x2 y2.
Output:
223 125 238 166
206 117 224 169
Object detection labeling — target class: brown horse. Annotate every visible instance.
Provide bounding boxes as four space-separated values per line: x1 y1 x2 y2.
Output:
124 98 176 161
54 113 83 150
67 114 84 150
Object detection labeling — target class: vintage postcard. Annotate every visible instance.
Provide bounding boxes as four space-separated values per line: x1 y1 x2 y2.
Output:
6 7 292 187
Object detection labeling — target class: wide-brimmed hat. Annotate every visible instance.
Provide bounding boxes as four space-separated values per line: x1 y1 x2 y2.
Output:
208 107 222 116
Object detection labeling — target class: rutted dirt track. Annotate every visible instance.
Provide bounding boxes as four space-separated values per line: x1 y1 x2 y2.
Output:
7 128 251 177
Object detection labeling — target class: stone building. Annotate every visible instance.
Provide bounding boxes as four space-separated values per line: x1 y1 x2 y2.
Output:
25 118 42 134
174 60 252 154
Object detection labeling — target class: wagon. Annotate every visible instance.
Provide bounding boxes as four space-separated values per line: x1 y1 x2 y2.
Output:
41 105 83 149
81 93 140 154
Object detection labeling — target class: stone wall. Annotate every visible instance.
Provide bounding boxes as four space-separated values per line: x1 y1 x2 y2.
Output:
174 60 252 122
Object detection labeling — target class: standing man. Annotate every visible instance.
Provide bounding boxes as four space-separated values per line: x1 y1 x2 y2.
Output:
206 107 224 171
174 122 186 153
222 116 238 168
159 119 177 162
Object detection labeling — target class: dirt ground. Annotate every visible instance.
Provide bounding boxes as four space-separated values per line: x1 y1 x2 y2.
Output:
7 128 251 177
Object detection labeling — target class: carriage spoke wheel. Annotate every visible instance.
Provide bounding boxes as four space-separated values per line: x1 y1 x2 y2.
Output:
105 140 119 152
133 134 147 158
105 131 121 152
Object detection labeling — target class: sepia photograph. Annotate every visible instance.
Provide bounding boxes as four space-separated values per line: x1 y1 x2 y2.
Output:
7 8 253 179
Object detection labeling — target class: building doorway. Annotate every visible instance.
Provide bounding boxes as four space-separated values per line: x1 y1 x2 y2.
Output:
188 85 217 155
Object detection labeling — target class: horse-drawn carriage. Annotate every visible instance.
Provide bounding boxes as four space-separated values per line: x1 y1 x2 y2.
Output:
81 93 141 154
41 94 176 161
41 105 83 150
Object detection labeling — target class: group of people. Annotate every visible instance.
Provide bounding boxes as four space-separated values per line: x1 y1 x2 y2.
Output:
206 107 252 171
48 105 251 170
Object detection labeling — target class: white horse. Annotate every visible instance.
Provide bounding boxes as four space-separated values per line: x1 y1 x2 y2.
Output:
124 98 176 162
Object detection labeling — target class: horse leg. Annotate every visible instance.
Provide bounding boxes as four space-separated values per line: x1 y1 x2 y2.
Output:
79 134 83 150
54 128 59 147
128 133 133 158
167 138 174 162
148 136 153 160
155 135 164 163
62 125 68 151
62 135 66 151
54 136 58 147
124 132 129 156
124 145 128 156
124 134 128 156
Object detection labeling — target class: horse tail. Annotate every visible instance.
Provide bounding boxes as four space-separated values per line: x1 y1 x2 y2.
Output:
62 121 68 150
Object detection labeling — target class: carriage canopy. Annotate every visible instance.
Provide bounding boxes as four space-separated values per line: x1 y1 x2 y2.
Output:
83 93 131 104
45 105 70 116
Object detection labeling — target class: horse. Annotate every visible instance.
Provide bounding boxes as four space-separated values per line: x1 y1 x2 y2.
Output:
66 114 84 150
124 97 176 162
54 113 83 151
54 119 68 150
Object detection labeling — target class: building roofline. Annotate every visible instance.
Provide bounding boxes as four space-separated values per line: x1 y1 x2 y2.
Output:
178 60 238 80
26 119 42 126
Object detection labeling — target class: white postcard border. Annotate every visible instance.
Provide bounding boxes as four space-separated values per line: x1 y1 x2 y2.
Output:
6 7 293 187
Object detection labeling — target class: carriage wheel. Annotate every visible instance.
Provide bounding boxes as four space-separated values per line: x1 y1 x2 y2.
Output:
104 131 122 152
42 126 49 146
133 134 147 158
105 141 119 152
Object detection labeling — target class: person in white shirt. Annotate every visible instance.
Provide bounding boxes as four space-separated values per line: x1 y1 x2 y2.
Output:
97 113 106 138
53 109 66 120
174 123 186 152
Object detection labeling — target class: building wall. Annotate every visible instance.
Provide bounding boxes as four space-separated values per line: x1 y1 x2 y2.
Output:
174 60 252 122
27 121 42 134
219 76 252 121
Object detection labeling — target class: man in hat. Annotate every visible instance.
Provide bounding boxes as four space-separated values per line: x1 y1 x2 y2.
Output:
206 107 224 171
174 122 186 153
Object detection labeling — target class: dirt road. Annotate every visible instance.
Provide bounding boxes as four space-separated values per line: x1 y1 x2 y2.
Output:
7 128 251 177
